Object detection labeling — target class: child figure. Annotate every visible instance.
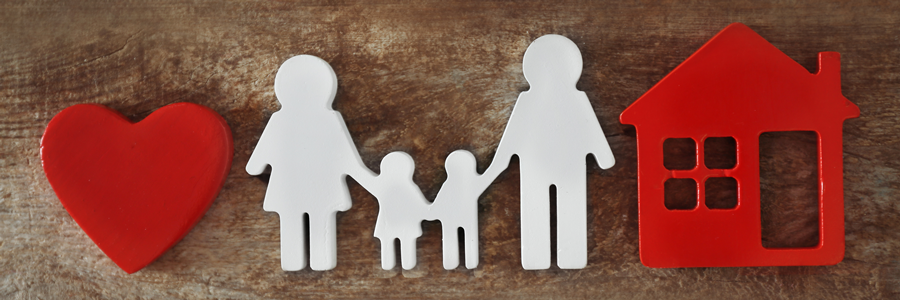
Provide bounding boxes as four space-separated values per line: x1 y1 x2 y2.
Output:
354 151 431 270
429 150 498 269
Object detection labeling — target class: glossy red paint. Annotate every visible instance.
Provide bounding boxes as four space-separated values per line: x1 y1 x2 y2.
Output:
620 23 859 267
41 103 233 273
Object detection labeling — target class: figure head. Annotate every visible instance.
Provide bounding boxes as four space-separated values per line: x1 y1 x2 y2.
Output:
522 34 583 89
444 150 477 177
274 55 338 110
380 151 416 179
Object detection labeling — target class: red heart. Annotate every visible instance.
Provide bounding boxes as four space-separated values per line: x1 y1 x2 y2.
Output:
41 103 233 273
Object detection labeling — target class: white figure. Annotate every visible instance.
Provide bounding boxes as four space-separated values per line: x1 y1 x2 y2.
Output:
428 150 494 269
353 151 431 270
246 55 374 271
481 35 616 270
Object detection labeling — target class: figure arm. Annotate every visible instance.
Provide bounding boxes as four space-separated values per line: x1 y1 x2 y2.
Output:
480 95 527 182
348 162 379 192
475 151 506 192
481 143 513 182
333 112 379 190
246 115 279 175
576 92 615 169
427 185 446 221
473 172 499 198
413 182 430 207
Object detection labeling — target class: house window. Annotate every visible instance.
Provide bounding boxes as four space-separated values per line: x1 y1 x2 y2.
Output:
663 138 695 170
704 137 736 169
665 178 697 210
663 136 739 211
705 177 737 209
759 131 819 248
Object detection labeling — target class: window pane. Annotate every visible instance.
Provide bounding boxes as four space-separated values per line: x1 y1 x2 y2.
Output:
664 138 696 170
705 177 737 209
704 137 736 169
665 178 697 210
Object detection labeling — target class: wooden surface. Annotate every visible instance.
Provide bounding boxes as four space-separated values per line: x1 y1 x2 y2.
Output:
1 1 899 298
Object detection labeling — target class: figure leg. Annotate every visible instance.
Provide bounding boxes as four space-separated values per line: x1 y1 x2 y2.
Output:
464 221 479 269
556 176 588 269
520 176 551 270
379 237 396 270
441 223 460 270
401 237 418 270
308 211 338 271
278 213 307 271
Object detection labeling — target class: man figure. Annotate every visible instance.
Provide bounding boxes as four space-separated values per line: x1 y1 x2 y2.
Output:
481 35 616 269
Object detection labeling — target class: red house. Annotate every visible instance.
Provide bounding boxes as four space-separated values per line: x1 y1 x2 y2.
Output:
620 23 859 267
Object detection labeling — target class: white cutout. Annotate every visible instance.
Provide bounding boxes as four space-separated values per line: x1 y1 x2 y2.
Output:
428 150 494 269
246 55 374 271
249 36 616 272
353 151 431 270
479 34 616 270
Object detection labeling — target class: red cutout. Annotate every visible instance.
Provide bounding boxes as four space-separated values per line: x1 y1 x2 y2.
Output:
41 103 233 273
620 23 859 267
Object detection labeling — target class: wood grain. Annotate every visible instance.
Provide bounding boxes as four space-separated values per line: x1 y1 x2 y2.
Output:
1 1 898 298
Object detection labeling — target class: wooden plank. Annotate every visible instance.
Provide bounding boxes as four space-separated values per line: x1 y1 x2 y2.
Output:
1 1 898 298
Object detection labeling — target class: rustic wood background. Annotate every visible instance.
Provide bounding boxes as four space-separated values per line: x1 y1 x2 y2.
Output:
2 1 898 298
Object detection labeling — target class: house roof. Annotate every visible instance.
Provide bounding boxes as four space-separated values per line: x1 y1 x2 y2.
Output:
620 23 859 130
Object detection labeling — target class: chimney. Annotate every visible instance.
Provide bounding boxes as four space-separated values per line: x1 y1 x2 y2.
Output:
817 51 858 118
816 52 841 87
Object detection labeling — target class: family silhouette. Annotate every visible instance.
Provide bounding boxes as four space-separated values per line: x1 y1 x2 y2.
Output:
247 34 615 271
